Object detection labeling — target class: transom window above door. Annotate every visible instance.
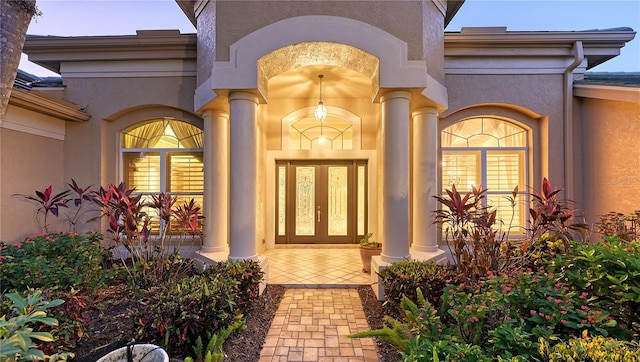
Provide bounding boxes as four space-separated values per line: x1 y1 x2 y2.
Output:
120 119 204 232
290 116 353 150
441 117 529 235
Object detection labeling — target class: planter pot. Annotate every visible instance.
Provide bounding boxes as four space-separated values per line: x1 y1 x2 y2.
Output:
96 344 168 362
359 246 382 273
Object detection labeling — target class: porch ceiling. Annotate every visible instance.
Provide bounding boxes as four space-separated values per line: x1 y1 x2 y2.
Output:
267 64 373 100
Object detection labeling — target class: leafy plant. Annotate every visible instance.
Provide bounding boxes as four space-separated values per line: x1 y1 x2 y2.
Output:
521 178 588 266
13 186 71 233
184 319 246 362
35 289 89 356
433 178 588 282
0 290 68 362
378 260 460 308
433 184 517 283
138 260 263 355
64 179 97 233
541 335 640 362
359 232 381 248
548 237 640 336
94 182 204 289
0 232 114 293
441 268 625 355
597 210 640 241
204 260 264 312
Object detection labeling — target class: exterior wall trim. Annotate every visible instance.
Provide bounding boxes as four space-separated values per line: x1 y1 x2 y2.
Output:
7 88 90 122
574 84 640 103
196 15 431 110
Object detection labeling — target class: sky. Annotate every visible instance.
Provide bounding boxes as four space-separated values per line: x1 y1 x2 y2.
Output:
19 0 640 77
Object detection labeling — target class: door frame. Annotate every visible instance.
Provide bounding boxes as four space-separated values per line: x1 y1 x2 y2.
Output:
265 150 378 249
275 159 367 244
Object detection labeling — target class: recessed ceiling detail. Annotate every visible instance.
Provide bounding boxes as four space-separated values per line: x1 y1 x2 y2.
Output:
257 42 380 100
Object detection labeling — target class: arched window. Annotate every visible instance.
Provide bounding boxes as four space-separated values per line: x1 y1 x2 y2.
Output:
289 116 353 150
121 119 204 231
441 117 529 234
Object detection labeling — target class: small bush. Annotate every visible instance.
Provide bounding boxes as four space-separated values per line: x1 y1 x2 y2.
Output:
0 232 114 293
138 259 264 356
204 259 264 311
548 237 640 335
541 335 640 361
378 260 460 308
597 210 640 241
441 269 625 356
36 289 90 355
0 290 72 362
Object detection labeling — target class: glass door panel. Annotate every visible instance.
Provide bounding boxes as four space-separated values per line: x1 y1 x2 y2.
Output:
328 166 348 236
280 161 364 244
295 167 316 236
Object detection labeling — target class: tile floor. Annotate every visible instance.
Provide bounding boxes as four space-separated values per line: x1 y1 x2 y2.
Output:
259 289 378 362
263 245 372 286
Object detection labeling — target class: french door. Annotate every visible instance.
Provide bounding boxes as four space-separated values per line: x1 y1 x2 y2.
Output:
275 160 367 244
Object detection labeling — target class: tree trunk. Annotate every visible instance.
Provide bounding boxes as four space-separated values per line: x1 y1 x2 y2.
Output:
0 0 38 123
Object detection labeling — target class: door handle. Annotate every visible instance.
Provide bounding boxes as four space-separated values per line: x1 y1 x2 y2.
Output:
317 206 321 223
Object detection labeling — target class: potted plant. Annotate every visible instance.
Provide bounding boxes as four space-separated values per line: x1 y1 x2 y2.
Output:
359 232 381 273
96 343 168 362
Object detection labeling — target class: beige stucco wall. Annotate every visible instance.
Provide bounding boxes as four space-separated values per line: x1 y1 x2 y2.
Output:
196 2 216 84
60 76 198 190
196 0 443 88
0 127 65 243
423 1 445 83
579 96 640 224
443 73 566 190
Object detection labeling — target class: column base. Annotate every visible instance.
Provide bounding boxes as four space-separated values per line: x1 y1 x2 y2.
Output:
410 247 448 264
257 255 269 296
371 255 390 301
194 250 229 270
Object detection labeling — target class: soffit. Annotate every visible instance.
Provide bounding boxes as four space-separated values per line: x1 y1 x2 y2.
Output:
444 28 636 70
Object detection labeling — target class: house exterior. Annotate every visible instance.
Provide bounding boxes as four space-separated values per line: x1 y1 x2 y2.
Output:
2 0 638 295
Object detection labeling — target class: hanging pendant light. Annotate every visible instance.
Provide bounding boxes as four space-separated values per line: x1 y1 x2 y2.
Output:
314 74 327 122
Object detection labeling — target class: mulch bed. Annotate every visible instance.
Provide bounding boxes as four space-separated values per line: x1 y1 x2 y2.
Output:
71 284 400 361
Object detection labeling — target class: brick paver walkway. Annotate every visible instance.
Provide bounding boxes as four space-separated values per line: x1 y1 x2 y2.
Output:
259 288 379 362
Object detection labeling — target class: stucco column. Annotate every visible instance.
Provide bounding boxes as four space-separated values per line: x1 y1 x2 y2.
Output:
201 110 229 255
228 92 259 260
412 107 440 253
380 91 411 263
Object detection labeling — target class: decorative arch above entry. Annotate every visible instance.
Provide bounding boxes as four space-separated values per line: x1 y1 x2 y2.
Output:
196 15 430 110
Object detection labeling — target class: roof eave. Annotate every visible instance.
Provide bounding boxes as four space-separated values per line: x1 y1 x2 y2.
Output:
9 88 91 122
22 31 197 74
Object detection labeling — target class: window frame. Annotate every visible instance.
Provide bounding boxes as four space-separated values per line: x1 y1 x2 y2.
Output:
441 118 531 236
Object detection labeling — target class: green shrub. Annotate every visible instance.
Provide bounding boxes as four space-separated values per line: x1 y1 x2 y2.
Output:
204 259 264 311
138 260 264 356
0 290 73 362
597 210 640 242
548 237 640 335
0 232 114 293
437 269 625 360
36 289 89 355
541 335 640 361
378 260 460 308
184 319 246 362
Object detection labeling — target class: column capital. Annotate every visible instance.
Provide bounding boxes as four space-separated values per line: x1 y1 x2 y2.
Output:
380 90 411 103
229 91 260 104
202 109 230 120
411 107 439 119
